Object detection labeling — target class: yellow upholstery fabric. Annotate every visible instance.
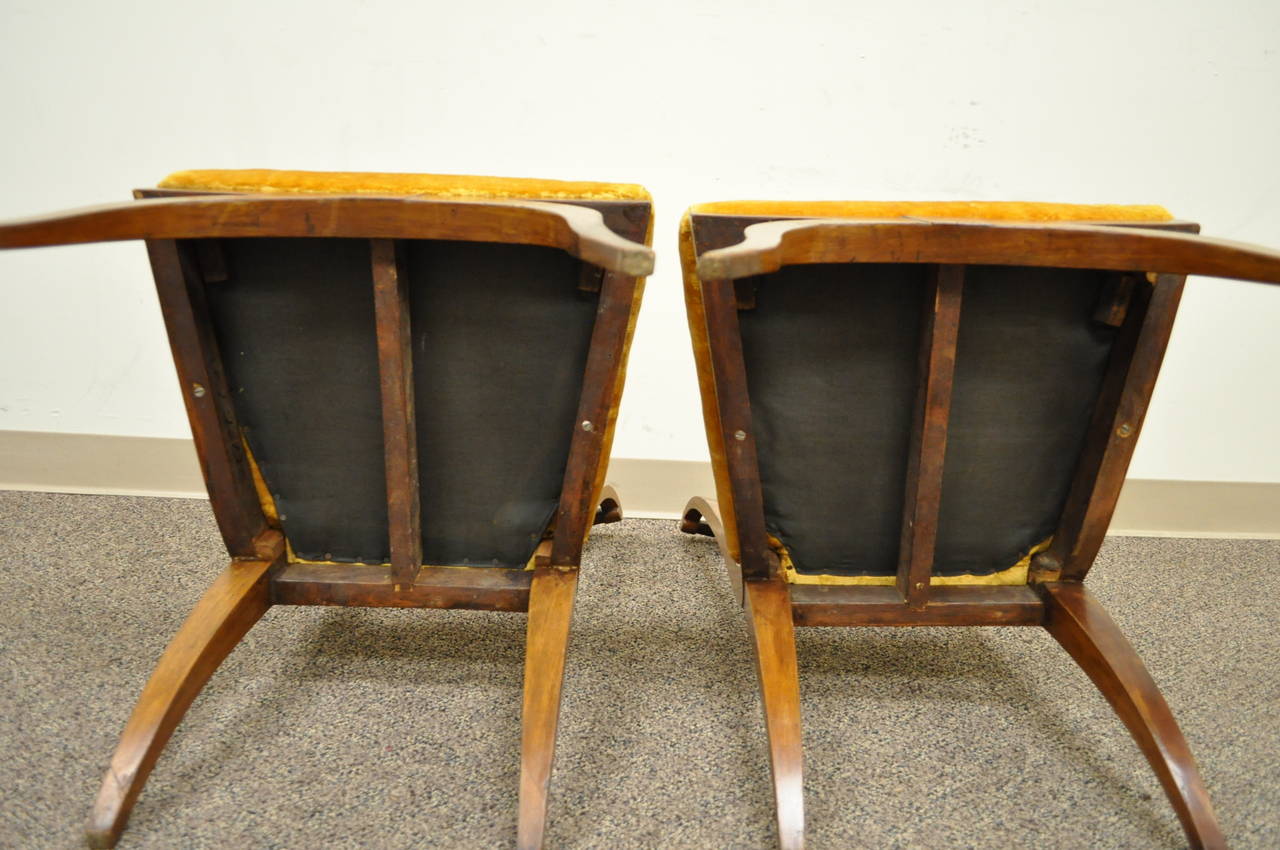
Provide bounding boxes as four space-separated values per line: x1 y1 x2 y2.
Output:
688 200 1171 222
777 536 1052 586
681 199 1171 584
160 169 651 202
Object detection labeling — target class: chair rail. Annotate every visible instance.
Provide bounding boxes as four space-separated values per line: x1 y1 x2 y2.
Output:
0 194 655 276
697 217 1280 285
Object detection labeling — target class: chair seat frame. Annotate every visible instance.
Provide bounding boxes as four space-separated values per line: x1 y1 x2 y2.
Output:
680 210 1280 850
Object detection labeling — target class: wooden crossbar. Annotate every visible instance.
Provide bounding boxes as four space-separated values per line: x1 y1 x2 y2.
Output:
895 264 964 608
146 239 269 556
549 270 640 567
1045 273 1187 581
370 239 423 591
701 277 775 581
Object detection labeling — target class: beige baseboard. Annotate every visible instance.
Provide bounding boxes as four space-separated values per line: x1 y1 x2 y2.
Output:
1104 479 1280 538
605 458 1280 538
0 430 206 498
1 430 1277 538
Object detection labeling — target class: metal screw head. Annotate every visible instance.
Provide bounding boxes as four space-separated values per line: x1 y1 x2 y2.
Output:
734 430 746 441
1116 423 1134 438
192 383 206 398
581 420 594 432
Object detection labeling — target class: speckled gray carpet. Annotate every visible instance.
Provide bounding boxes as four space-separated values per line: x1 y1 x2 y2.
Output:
0 491 1276 849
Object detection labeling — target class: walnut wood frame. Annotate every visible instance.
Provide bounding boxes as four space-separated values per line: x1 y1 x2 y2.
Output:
0 190 652 849
680 211 1280 850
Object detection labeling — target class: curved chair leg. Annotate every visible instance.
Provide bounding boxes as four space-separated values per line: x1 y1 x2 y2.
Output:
681 495 801 846
1041 582 1225 850
86 557 276 848
745 577 806 850
592 483 623 526
679 504 715 538
679 496 742 603
517 566 579 850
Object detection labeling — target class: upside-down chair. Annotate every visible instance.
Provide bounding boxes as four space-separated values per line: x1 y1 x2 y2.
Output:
0 169 653 848
678 199 1280 849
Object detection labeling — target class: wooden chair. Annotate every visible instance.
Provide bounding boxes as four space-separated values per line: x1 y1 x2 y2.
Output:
677 200 1280 849
0 169 653 848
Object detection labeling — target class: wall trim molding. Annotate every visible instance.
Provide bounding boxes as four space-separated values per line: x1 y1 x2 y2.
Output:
2 430 1278 539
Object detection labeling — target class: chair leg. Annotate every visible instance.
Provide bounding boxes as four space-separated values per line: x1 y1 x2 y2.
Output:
744 577 806 850
85 557 275 848
682 496 802 846
592 483 623 525
517 566 579 850
679 506 715 538
1040 582 1225 850
679 496 742 603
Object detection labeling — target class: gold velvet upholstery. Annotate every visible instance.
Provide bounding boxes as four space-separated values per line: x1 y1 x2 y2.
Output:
160 168 651 202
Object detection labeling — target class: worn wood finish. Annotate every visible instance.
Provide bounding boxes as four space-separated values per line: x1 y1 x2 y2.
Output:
370 239 423 592
550 271 639 566
1046 275 1185 581
696 217 1280 285
146 239 269 556
688 215 1202 260
270 562 532 611
562 200 652 249
1040 582 1226 849
680 496 802 844
744 577 806 850
518 567 580 850
896 265 964 608
86 531 283 848
701 277 774 581
0 194 655 276
138 189 656 248
790 584 1045 627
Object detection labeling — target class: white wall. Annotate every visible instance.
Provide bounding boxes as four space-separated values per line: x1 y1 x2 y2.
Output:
2 0 1278 481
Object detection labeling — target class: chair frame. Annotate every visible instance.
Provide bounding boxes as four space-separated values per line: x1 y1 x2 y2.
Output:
680 210 1280 850
0 189 653 849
